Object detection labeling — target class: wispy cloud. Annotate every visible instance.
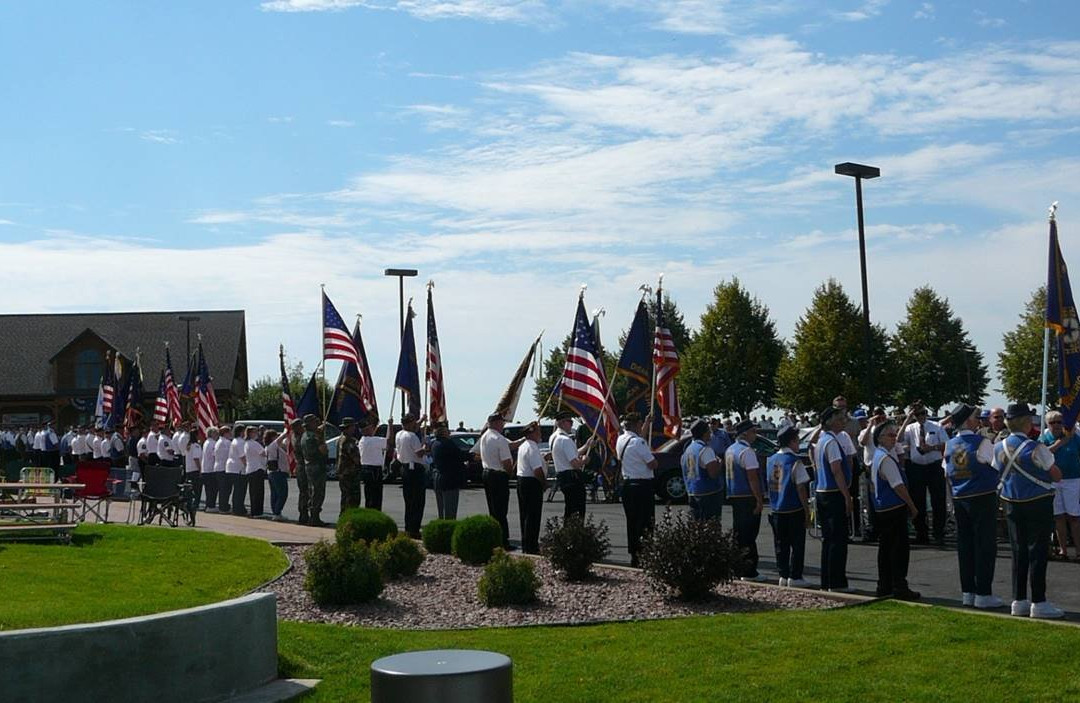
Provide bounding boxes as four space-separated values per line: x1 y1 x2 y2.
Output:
267 115 295 123
974 10 1006 28
327 119 355 127
831 0 888 22
260 0 552 24
139 129 179 145
914 2 933 20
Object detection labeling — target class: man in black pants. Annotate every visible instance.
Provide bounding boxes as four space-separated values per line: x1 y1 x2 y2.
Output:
725 419 765 580
903 404 949 545
357 417 386 510
395 415 428 538
515 422 546 554
550 411 587 519
616 413 657 568
480 413 520 548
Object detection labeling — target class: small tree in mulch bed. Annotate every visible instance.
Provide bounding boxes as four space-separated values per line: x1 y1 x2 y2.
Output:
539 514 610 581
336 508 397 546
304 539 384 606
639 508 747 601
477 549 540 606
452 515 503 565
421 519 457 555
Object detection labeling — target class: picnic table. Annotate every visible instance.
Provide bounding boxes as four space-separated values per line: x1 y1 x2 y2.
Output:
0 482 84 543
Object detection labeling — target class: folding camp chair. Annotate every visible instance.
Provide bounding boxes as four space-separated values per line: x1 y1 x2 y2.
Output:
107 467 139 524
19 466 55 500
69 461 112 523
139 465 185 527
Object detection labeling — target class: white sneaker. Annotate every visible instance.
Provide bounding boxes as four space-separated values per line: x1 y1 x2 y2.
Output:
1011 599 1032 616
788 578 812 588
1030 601 1065 619
975 594 1004 609
778 578 789 587
962 592 975 607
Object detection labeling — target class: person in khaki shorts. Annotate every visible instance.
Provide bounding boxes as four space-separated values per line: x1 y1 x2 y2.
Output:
1039 410 1080 560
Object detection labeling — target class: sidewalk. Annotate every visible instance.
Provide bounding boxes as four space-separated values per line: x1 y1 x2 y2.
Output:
193 512 330 544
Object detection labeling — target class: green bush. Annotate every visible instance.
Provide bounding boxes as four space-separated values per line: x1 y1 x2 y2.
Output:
451 514 503 565
421 519 457 554
477 549 540 606
373 533 425 580
540 514 611 581
336 508 397 546
303 539 384 606
640 509 746 601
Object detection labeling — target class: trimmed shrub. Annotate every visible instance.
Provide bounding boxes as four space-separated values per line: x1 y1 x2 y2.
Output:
336 508 397 546
303 539 384 606
477 549 540 606
373 533 425 580
639 509 746 601
452 514 503 565
539 514 610 581
422 519 457 555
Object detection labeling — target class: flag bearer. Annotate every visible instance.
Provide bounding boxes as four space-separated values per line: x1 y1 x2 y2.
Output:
395 414 428 538
551 411 588 520
616 412 657 568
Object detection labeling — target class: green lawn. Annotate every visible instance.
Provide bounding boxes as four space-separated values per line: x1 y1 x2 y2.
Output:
279 603 1080 702
0 524 287 630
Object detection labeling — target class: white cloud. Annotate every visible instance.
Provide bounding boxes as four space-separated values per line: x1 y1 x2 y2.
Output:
831 0 888 22
914 2 933 20
974 10 1006 28
260 0 551 23
139 129 179 145
267 116 295 123
327 119 355 127
0 219 14 226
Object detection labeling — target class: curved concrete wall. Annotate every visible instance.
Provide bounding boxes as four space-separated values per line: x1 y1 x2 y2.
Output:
0 592 277 703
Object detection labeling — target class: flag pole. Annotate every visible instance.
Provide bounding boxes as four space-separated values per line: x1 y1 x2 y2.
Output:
424 281 433 425
1041 202 1058 430
319 284 328 421
647 274 663 447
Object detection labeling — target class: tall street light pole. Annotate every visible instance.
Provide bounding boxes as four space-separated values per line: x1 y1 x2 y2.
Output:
384 268 418 414
834 162 881 408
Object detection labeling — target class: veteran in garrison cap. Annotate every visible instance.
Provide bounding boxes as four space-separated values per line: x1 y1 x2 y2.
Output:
336 416 363 512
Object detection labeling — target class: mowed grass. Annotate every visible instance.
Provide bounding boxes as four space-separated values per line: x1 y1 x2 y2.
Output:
0 524 287 630
279 602 1080 702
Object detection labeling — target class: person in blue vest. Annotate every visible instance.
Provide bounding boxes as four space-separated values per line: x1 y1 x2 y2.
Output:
814 406 854 592
944 403 1004 609
725 419 765 581
682 419 723 521
993 403 1064 619
870 419 921 600
767 425 811 587
1039 410 1080 561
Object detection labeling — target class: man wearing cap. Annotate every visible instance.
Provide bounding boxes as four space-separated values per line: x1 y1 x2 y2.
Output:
982 407 1007 442
301 415 329 526
726 419 766 580
516 422 546 554
336 417 362 512
550 411 588 520
617 412 658 568
480 413 520 549
287 418 309 523
767 425 811 587
994 403 1064 618
870 418 921 600
431 424 466 520
815 406 855 592
396 414 428 538
682 419 723 521
1040 410 1080 561
357 417 386 510
944 403 1004 609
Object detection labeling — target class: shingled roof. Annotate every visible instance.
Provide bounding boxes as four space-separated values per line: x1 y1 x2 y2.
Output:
0 310 246 396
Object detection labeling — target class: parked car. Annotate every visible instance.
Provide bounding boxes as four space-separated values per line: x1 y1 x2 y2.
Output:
651 432 787 503
447 431 484 485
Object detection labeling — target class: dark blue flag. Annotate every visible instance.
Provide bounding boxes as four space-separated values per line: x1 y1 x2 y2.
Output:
615 298 666 447
295 371 321 419
1047 215 1080 428
394 302 422 419
327 322 370 426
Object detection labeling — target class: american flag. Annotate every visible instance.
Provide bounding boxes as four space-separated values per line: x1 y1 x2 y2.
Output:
355 324 378 416
279 346 298 476
652 289 682 438
123 353 144 434
164 346 182 428
426 285 447 425
558 296 619 449
322 290 360 366
195 342 219 436
153 370 169 424
101 350 116 417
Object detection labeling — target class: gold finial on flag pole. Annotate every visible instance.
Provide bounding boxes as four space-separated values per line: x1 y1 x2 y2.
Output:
579 283 587 299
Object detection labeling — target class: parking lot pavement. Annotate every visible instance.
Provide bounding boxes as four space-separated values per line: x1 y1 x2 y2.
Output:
272 478 1080 618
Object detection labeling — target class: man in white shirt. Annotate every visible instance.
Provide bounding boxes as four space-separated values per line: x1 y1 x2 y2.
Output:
617 412 658 567
215 426 234 513
515 422 546 554
201 428 219 511
227 424 248 516
41 422 60 470
146 423 161 465
479 412 519 549
903 404 949 545
549 411 588 520
71 428 88 462
358 418 387 510
265 430 289 520
185 430 203 514
158 431 177 467
395 415 428 538
91 429 106 459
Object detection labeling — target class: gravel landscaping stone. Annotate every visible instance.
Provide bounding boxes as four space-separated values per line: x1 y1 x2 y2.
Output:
263 544 844 630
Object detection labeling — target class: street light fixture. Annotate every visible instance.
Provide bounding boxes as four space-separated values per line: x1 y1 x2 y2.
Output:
384 268 418 413
834 162 881 408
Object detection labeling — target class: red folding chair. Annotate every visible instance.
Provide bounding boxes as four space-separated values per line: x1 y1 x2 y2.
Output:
69 461 112 523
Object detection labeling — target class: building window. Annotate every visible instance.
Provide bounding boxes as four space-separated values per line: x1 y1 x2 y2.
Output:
75 349 103 390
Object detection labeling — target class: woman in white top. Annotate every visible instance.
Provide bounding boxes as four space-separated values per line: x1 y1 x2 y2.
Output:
244 426 267 518
215 427 234 513
184 432 202 514
515 422 546 554
264 430 288 520
228 425 248 516
201 428 219 511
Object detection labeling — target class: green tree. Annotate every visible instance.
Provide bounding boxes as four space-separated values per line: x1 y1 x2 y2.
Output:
236 361 329 419
680 278 784 417
775 279 893 413
648 293 692 355
999 286 1058 405
532 333 620 419
889 286 989 412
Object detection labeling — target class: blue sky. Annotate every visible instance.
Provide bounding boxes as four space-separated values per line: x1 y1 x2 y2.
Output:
2 1 1079 422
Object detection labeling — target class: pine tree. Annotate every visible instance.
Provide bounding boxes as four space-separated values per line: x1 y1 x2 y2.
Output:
999 286 1058 405
681 279 784 418
775 279 892 413
889 286 989 412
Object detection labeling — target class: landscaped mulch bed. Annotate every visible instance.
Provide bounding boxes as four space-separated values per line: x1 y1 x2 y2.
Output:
263 545 844 630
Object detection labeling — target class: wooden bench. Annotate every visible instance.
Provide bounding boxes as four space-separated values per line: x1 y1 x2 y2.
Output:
0 483 84 543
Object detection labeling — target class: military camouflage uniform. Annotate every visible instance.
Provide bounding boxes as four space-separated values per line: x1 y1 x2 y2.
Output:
337 433 362 511
301 429 328 524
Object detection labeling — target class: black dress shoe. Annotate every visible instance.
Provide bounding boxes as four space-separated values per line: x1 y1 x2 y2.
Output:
875 587 893 598
894 588 922 601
